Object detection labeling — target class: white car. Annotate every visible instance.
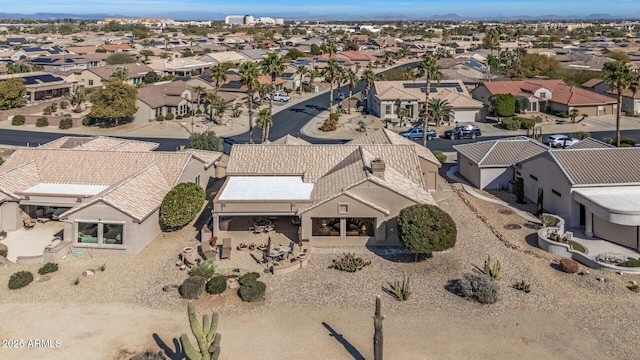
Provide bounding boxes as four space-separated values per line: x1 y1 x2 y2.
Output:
548 134 580 148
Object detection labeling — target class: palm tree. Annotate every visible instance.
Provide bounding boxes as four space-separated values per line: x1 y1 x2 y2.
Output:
345 69 359 114
397 107 410 127
416 56 443 145
139 49 153 63
569 108 580 123
191 85 206 115
603 60 639 147
257 83 271 107
239 62 260 144
70 91 86 113
361 68 377 97
322 40 338 59
210 64 227 93
260 52 285 120
204 92 217 120
514 28 524 48
256 108 273 143
484 28 501 56
212 95 229 124
402 67 415 81
428 98 455 127
322 58 343 115
110 67 129 82
295 65 308 94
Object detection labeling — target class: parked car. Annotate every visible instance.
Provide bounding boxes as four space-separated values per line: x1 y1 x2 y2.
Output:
264 92 291 102
444 125 482 140
399 127 436 140
337 92 348 100
548 134 580 148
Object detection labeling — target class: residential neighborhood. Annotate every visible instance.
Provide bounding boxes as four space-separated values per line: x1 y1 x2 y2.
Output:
2 12 640 360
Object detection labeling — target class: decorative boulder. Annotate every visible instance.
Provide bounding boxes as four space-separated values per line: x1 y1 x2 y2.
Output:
558 258 579 273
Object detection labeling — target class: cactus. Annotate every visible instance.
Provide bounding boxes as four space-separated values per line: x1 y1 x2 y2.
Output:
483 255 501 280
180 301 222 360
373 295 384 360
389 276 411 301
330 253 371 272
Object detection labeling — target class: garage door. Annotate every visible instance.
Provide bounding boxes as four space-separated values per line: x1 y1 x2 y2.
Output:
454 110 479 123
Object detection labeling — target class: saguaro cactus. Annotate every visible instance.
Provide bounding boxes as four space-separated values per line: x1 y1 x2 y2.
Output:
373 295 384 360
180 301 222 360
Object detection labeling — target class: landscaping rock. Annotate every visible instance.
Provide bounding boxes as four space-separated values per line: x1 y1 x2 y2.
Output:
558 258 579 273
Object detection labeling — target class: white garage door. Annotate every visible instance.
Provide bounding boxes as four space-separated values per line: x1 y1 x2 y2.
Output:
454 110 480 123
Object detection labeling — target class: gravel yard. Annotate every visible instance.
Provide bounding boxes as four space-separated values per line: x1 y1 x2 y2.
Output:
1 178 639 359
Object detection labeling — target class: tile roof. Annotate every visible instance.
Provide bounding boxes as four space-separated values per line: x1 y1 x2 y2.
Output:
348 128 441 166
268 135 311 145
38 136 159 151
372 80 483 109
550 147 640 185
581 78 604 88
87 63 154 80
479 79 616 105
137 82 189 108
550 83 616 106
454 136 547 166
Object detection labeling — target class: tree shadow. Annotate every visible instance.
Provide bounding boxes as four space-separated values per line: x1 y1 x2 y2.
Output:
321 322 365 360
365 245 432 263
288 107 314 116
444 279 465 298
152 333 184 360
525 233 541 248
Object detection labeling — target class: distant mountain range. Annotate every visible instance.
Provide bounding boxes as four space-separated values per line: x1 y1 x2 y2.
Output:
0 11 638 21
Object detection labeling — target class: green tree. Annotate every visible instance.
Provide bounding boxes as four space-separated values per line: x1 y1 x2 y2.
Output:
69 90 86 112
491 94 516 118
603 60 639 147
191 85 207 114
6 62 31 74
188 130 223 152
239 62 260 144
160 182 206 231
88 80 138 126
295 65 308 94
606 51 630 63
105 53 136 65
402 67 415 81
397 204 457 261
211 94 229 124
569 108 580 123
322 58 343 115
210 63 227 93
260 51 285 140
284 48 304 60
483 28 500 56
361 68 378 97
345 69 359 114
256 108 273 143
110 67 130 82
416 56 442 145
428 98 454 126
143 71 160 84
310 43 322 55
0 78 27 110
139 49 154 62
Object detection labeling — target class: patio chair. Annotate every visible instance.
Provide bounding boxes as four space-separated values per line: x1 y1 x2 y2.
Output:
200 239 217 260
23 217 36 230
220 238 231 260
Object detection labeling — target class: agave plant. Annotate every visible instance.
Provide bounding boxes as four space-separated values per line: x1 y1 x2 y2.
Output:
189 259 217 279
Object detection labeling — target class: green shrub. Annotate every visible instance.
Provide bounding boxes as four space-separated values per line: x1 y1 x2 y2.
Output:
432 150 447 164
156 115 165 122
205 276 227 295
500 117 520 131
59 117 73 129
512 280 531 293
179 276 206 299
160 182 206 231
36 117 49 127
330 253 371 272
238 272 261 286
457 273 499 304
604 136 636 147
188 259 217 279
176 115 183 120
516 117 536 129
491 93 515 117
577 131 591 139
397 204 457 258
188 131 223 152
620 259 640 267
238 280 266 302
624 109 635 117
11 115 25 125
8 271 34 290
165 112 175 120
38 262 59 275
82 116 96 126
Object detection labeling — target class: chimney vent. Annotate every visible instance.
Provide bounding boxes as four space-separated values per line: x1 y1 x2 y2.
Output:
371 158 385 178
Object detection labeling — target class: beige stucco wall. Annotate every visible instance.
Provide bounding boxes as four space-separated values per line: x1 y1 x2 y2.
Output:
177 158 217 190
457 154 481 188
593 215 638 250
136 100 157 122
419 158 439 191
78 70 105 89
1 202 22 231
480 167 514 190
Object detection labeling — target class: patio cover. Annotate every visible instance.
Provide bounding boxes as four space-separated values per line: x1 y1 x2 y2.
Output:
218 176 314 201
574 187 640 226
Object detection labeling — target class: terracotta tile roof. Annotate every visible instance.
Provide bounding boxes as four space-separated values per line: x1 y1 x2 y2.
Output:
99 44 133 52
550 148 640 185
550 84 616 106
454 136 547 166
39 136 159 151
87 63 154 80
349 128 441 166
338 51 377 61
581 78 604 88
480 79 565 98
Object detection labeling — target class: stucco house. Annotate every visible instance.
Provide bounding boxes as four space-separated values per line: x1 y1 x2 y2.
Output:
0 72 77 103
583 78 640 115
0 136 222 255
367 80 484 123
73 63 154 89
136 81 195 121
211 133 439 247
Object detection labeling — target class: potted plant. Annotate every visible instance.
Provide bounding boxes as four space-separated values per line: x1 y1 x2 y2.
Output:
248 243 257 250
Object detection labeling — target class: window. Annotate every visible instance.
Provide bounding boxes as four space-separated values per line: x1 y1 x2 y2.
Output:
194 174 201 186
338 203 348 214
540 92 546 99
385 105 391 115
155 108 162 117
345 218 375 237
76 221 124 246
552 189 561 197
529 174 538 181
88 79 94 86
311 218 340 236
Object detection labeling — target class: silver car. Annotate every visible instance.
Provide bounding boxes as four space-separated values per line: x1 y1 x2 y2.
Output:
548 134 579 148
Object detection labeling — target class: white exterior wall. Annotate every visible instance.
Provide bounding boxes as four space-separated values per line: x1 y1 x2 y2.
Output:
480 167 513 190
457 154 481 188
593 215 639 249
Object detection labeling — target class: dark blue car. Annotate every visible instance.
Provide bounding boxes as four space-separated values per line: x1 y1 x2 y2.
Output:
399 127 436 140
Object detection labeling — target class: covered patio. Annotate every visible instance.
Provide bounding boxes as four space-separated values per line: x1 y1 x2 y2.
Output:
0 221 65 263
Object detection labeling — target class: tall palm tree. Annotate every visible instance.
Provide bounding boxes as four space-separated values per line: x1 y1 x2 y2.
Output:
239 62 260 144
191 85 206 114
212 95 229 124
361 68 378 96
260 52 285 121
204 92 217 120
345 69 359 114
514 28 524 48
257 83 271 107
295 65 308 94
322 40 338 59
70 91 86 113
428 98 455 127
603 60 639 147
256 108 273 143
322 58 343 115
210 63 227 93
416 56 443 146
484 28 500 56
139 49 153 63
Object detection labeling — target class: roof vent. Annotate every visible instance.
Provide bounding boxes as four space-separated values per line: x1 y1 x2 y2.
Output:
371 158 385 179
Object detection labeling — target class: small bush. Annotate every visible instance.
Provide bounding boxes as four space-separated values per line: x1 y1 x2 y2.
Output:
156 115 165 122
512 280 531 293
60 100 69 109
629 283 640 292
11 115 25 125
188 259 217 279
500 117 521 131
176 115 183 120
540 214 559 227
577 131 591 139
432 150 447 164
238 280 266 302
238 272 261 286
624 109 635 117
320 116 338 132
0 244 7 258
131 350 167 360
165 113 175 120
330 253 371 272
160 182 206 231
603 136 636 147
620 259 640 267
59 117 73 129
8 271 34 290
179 276 206 299
36 117 49 127
38 262 59 275
82 116 96 126
457 273 499 304
516 117 535 130
205 276 227 295
558 258 579 273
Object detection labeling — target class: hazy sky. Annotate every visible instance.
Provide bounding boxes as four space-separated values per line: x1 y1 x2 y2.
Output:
2 0 639 17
